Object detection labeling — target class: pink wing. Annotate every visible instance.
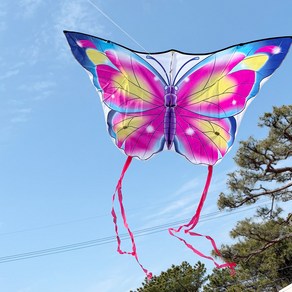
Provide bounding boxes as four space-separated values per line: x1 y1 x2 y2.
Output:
174 52 248 164
176 52 255 118
174 107 236 165
64 32 167 159
173 50 255 164
96 47 167 159
173 37 292 165
109 108 165 159
96 49 166 113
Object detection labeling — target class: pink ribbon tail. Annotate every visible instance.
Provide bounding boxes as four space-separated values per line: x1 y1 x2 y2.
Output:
111 156 152 280
168 165 236 275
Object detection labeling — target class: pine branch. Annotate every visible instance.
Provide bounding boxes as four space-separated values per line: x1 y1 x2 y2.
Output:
250 181 292 197
235 232 292 262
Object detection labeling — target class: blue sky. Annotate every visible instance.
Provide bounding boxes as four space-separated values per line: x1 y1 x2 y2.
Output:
0 0 291 291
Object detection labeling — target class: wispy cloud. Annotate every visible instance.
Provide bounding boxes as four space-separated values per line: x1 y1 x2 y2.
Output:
173 178 200 197
0 61 25 80
142 166 236 229
142 182 203 229
8 1 106 66
89 278 116 292
19 80 56 100
19 0 43 18
10 108 32 124
142 179 197 219
0 79 55 143
11 1 107 64
0 3 7 32
88 268 139 292
0 69 20 80
17 286 33 292
0 21 6 32
55 0 104 33
155 195 196 219
54 0 105 58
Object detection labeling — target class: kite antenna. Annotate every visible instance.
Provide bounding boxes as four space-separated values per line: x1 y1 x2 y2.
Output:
86 0 150 54
169 51 175 84
146 55 170 84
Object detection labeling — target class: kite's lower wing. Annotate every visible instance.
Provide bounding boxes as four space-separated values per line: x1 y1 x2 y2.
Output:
107 108 166 160
174 107 236 165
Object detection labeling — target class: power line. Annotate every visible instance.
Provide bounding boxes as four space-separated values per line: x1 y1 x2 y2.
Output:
0 197 272 237
210 275 291 291
0 214 105 237
0 203 270 264
209 266 292 291
0 196 222 237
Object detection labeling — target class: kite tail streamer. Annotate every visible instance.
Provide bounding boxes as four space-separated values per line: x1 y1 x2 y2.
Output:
111 156 152 280
168 165 236 275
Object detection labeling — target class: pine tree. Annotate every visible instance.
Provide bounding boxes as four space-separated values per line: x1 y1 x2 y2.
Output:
131 261 207 292
218 105 292 219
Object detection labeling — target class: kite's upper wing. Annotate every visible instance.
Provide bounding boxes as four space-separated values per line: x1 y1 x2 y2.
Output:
176 37 292 118
64 31 167 113
64 31 167 159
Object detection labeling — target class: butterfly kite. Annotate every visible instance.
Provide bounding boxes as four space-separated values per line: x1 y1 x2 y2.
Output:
64 31 291 279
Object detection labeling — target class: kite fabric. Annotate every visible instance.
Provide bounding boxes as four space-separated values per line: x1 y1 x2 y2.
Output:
64 31 291 279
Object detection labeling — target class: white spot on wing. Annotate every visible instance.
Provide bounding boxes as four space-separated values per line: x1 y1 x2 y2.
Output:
186 127 194 135
146 125 154 133
272 46 281 54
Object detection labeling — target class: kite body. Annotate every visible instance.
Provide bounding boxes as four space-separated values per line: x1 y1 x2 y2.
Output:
64 31 291 278
64 32 291 165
